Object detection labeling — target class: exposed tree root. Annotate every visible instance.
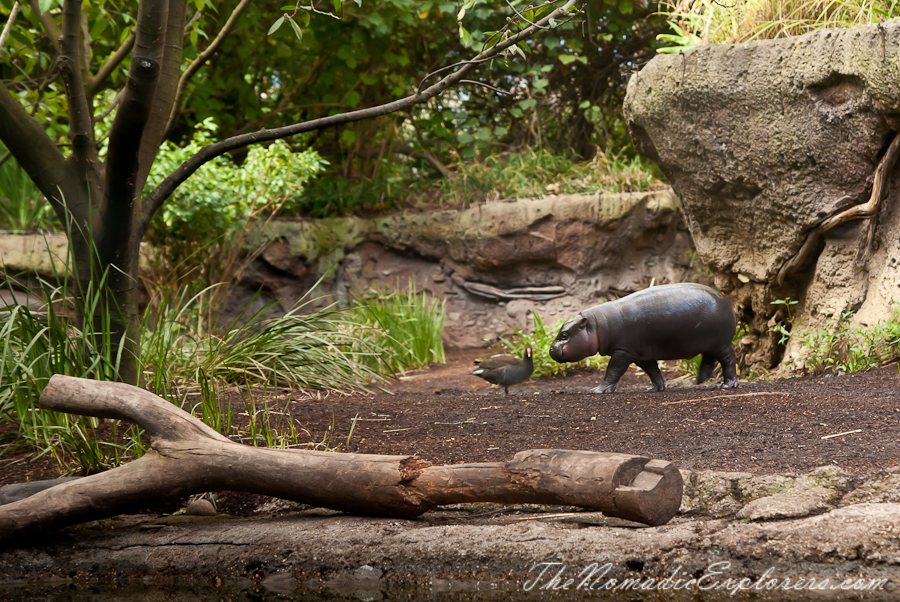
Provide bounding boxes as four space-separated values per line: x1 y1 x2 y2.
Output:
776 133 900 286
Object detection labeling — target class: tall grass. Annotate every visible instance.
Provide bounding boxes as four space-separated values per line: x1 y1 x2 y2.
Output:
1 251 441 475
351 278 446 374
0 160 56 233
141 283 394 398
660 0 900 49
436 147 665 207
0 255 136 473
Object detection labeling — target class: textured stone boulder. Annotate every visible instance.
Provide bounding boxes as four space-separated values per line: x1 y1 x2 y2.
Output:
625 23 900 369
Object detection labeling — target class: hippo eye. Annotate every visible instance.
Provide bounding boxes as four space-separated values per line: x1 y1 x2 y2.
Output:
560 332 568 340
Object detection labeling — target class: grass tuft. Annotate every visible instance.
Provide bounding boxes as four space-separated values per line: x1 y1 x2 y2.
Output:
659 0 900 50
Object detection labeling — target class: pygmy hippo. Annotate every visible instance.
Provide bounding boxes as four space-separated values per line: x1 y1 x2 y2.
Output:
549 283 738 393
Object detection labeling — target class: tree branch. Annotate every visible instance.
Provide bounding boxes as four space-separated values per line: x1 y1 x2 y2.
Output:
102 0 170 268
86 31 136 95
164 0 251 136
27 0 59 53
59 0 96 171
134 0 185 193
0 83 71 218
141 0 581 233
0 1 20 52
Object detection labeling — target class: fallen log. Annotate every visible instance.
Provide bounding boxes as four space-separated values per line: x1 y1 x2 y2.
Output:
0 375 683 541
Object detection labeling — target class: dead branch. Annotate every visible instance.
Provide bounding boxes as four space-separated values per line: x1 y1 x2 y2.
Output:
776 133 900 285
0 375 683 541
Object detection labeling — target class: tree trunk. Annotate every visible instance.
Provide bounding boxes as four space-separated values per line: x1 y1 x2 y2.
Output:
0 375 684 541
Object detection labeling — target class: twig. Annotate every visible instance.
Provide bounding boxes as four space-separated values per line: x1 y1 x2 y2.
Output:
821 429 861 440
661 391 787 405
460 79 511 95
503 0 549 30
95 89 124 121
511 512 578 521
417 56 496 94
165 0 253 135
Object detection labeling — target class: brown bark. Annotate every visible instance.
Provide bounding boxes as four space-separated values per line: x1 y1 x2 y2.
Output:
0 375 683 541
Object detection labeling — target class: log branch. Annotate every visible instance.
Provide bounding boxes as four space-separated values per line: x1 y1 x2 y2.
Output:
776 133 900 286
0 375 683 541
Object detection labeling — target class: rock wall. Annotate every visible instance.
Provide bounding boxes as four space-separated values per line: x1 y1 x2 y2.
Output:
237 190 705 347
624 22 900 369
0 191 705 349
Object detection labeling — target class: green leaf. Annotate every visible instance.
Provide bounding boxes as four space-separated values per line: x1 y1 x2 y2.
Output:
287 15 303 41
333 0 342 12
193 0 204 11
578 100 590 109
558 55 577 64
510 107 523 117
341 129 357 144
267 16 285 36
345 91 361 107
459 24 472 46
532 78 549 90
37 0 54 13
361 74 378 86
518 99 537 111
457 132 474 144
90 17 108 40
619 0 633 14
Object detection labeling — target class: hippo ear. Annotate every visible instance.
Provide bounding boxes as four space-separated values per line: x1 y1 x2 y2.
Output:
573 314 588 330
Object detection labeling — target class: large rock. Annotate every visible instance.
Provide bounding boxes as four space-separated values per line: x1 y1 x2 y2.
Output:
624 22 900 370
240 191 703 347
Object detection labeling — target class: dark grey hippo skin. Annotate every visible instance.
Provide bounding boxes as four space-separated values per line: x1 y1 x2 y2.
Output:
549 283 738 393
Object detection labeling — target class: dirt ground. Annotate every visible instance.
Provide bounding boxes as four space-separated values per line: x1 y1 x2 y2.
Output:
3 347 899 517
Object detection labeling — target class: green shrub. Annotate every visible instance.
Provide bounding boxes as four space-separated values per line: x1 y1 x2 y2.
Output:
497 311 607 378
144 118 326 269
774 302 900 375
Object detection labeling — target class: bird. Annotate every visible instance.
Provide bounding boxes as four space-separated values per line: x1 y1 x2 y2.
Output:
470 347 534 394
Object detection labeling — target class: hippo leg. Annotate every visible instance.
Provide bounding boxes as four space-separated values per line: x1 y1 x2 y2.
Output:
635 360 665 392
591 352 633 394
697 354 716 384
717 346 739 389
